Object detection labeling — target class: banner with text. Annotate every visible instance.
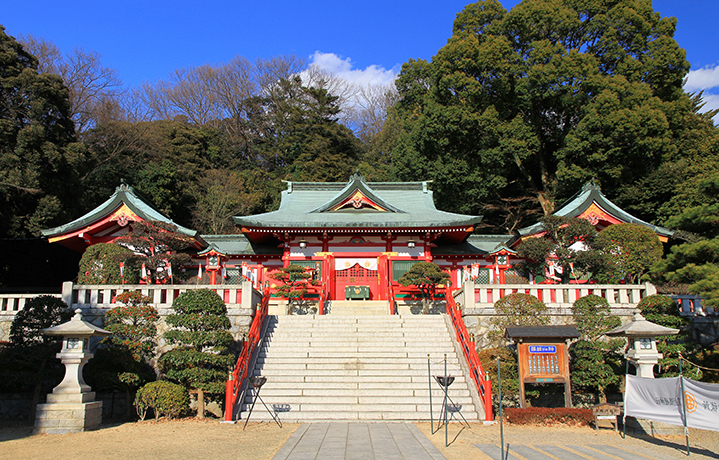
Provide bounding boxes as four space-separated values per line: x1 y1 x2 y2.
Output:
625 375 719 432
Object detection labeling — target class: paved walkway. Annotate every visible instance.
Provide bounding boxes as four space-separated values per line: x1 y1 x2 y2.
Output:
271 423 447 460
474 443 667 459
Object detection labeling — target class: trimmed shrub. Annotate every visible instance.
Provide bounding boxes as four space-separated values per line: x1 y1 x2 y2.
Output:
9 295 72 348
504 407 593 426
160 289 233 418
572 294 621 341
78 243 138 284
637 294 701 378
637 294 683 328
488 293 548 343
135 380 189 421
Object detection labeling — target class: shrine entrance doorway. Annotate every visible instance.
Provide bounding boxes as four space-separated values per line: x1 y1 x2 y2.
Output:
334 263 379 300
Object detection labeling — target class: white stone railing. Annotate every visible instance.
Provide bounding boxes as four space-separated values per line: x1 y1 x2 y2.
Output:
0 293 61 315
457 281 657 316
61 281 259 310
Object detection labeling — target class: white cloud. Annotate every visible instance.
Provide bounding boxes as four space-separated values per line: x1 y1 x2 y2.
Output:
685 65 719 92
307 51 398 87
684 64 719 124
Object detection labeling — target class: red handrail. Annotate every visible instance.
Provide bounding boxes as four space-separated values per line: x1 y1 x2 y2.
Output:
445 285 493 421
224 287 271 421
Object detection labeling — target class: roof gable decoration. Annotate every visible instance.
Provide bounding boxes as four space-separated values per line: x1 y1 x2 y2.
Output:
310 173 405 214
329 189 388 212
488 244 517 256
576 202 623 227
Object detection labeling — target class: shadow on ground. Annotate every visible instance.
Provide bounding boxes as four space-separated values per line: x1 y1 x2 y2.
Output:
625 431 719 459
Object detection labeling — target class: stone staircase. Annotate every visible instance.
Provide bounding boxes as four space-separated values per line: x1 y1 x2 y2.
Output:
241 314 482 422
328 300 389 315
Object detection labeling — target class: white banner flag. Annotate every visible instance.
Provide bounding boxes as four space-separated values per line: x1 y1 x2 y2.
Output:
683 378 719 432
625 375 683 426
625 374 719 433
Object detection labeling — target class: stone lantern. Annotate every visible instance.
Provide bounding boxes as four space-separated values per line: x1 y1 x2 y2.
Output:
605 309 679 378
34 308 111 434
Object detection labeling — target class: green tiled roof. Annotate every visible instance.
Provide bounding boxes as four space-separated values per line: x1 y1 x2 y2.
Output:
515 182 674 239
433 234 513 256
199 234 283 256
234 175 482 230
41 183 202 241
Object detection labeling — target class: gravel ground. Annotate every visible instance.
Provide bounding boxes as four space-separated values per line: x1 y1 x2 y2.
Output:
1 419 717 460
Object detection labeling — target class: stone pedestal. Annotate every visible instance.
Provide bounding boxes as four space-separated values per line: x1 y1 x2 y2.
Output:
34 392 103 434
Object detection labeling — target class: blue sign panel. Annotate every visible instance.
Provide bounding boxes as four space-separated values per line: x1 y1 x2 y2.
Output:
528 345 557 354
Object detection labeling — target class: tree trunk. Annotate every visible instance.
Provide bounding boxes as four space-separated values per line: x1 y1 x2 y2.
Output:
598 389 607 404
196 388 205 419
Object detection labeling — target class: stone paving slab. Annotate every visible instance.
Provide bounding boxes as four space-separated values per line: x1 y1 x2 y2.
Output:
474 443 664 460
272 422 447 460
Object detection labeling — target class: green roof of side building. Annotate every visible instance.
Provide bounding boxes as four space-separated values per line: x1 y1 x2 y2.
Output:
233 174 483 230
41 182 203 242
514 182 674 240
198 234 283 256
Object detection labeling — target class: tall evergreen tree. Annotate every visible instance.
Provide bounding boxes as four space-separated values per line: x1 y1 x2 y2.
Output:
389 0 698 231
0 26 79 237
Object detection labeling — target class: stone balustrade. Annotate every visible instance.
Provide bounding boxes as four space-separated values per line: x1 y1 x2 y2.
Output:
0 281 262 343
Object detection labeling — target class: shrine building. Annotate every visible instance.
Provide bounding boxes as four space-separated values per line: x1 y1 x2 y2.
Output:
41 175 674 303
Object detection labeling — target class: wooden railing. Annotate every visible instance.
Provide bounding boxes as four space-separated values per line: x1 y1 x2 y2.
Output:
224 287 271 421
445 285 493 421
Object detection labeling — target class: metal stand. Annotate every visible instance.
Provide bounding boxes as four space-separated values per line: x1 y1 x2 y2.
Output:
243 376 282 429
429 354 470 447
434 375 470 430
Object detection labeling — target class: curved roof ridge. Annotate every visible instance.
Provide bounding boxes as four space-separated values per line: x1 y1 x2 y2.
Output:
41 182 199 239
309 174 405 214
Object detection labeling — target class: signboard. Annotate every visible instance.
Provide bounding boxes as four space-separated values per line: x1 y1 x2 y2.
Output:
518 342 567 382
516 341 571 408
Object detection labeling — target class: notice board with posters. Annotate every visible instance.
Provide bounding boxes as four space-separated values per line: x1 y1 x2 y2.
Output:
505 326 579 408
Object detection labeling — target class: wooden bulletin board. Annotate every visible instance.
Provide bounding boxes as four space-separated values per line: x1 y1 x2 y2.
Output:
506 326 579 409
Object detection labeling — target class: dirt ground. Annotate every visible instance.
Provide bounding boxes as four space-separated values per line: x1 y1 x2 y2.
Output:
1 419 718 460
0 419 301 460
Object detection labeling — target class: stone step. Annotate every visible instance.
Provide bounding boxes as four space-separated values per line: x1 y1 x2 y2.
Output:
264 333 452 339
263 337 454 344
256 375 467 385
244 387 471 398
242 392 474 403
270 317 444 324
242 410 477 422
241 401 477 414
255 362 460 371
255 355 460 363
255 368 463 377
264 342 451 348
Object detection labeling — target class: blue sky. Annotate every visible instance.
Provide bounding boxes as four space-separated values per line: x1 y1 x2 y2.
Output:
4 0 719 115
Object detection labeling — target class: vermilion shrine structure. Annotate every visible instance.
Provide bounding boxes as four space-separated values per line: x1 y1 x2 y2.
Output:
40 175 674 307
0 174 688 424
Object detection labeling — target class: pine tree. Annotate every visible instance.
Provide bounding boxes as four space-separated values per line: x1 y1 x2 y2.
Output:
159 289 233 418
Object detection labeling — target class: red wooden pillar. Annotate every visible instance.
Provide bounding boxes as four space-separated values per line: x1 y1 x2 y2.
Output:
377 253 391 302
320 253 334 314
